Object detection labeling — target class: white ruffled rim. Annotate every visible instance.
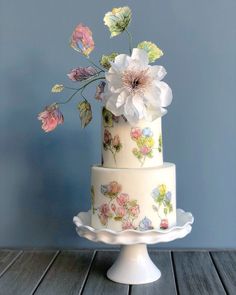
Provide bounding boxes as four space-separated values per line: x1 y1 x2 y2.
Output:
73 208 194 235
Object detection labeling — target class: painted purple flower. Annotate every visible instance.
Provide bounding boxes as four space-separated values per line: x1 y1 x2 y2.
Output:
95 81 106 101
151 187 159 200
166 191 172 201
67 66 98 81
70 23 95 56
139 217 153 231
38 103 64 132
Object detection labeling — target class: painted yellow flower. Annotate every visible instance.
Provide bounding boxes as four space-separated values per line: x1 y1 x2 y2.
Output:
159 184 167 196
145 137 155 148
137 41 163 63
104 6 132 37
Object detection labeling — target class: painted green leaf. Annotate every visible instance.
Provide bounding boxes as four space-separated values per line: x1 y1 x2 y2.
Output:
164 207 168 215
77 100 92 128
114 216 122 221
128 200 137 207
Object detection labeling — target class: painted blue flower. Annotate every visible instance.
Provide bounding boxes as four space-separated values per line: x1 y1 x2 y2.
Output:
142 127 153 137
139 217 153 231
151 187 159 200
166 191 172 201
101 185 108 195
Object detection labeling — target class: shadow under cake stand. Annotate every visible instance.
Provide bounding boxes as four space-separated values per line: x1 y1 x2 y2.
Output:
73 209 194 285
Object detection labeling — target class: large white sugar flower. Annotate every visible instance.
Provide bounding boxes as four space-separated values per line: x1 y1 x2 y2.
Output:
104 48 173 124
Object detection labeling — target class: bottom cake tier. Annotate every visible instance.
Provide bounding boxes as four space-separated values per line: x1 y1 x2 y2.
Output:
91 163 176 231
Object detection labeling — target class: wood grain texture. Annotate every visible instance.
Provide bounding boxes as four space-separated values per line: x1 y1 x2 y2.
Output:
0 250 57 295
131 250 177 295
82 250 129 295
34 250 95 295
211 251 236 295
172 251 226 295
0 250 22 277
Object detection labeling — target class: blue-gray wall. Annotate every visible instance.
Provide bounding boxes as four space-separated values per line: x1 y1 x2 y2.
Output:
1 0 236 248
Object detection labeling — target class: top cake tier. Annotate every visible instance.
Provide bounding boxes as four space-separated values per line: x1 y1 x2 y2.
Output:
102 108 163 168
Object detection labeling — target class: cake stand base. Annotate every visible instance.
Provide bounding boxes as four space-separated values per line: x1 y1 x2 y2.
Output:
73 209 194 285
107 244 161 284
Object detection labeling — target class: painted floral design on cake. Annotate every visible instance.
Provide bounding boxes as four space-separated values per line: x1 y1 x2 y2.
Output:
151 184 173 230
131 127 161 166
94 181 141 230
102 107 127 128
138 217 154 231
103 129 122 164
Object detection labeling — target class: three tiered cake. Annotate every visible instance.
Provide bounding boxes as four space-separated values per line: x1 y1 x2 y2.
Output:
91 107 176 231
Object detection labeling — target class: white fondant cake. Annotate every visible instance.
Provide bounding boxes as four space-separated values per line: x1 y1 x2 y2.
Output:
91 107 177 231
102 108 163 168
91 163 176 231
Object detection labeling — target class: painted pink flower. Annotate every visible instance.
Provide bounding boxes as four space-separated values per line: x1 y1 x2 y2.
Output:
129 205 140 217
116 193 129 206
67 66 97 82
160 219 169 229
103 129 112 145
95 81 106 101
111 203 116 212
122 220 134 230
98 203 112 226
116 206 126 217
140 146 151 155
112 135 121 148
131 127 142 140
70 23 95 56
38 103 64 132
107 181 122 195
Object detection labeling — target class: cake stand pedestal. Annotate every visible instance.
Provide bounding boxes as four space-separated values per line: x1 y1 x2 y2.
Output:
73 209 194 285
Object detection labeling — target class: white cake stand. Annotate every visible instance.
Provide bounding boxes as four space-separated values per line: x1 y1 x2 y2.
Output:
73 209 194 285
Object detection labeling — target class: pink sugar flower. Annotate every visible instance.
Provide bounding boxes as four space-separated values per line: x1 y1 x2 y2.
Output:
130 127 142 140
129 205 140 217
38 103 64 132
67 66 97 82
70 23 95 56
116 206 126 217
140 146 151 155
116 193 129 206
98 203 112 226
122 220 134 230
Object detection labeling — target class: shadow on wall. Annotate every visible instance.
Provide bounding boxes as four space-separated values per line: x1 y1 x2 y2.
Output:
0 56 96 247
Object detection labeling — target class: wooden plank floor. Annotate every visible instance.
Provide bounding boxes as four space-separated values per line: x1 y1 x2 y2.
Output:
0 249 235 295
